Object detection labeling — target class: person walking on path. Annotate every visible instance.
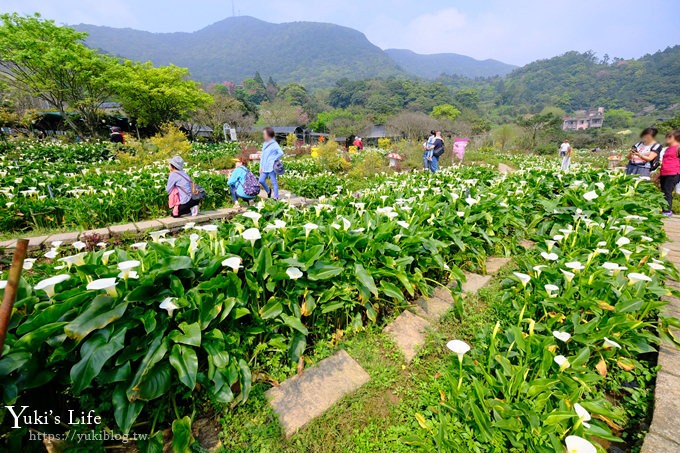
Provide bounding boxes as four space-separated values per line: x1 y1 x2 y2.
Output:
423 130 435 171
626 128 662 177
228 157 259 206
430 131 445 173
166 156 199 218
259 127 284 199
560 140 572 172
660 130 680 217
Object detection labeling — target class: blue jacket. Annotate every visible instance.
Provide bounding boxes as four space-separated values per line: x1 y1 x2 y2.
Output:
227 166 256 199
260 140 284 173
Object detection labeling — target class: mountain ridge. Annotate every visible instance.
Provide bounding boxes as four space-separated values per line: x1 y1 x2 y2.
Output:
385 48 516 79
74 16 515 87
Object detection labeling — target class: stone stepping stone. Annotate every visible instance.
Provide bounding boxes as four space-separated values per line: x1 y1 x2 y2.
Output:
519 239 536 249
0 239 17 251
27 235 50 251
461 272 491 294
383 310 431 363
642 432 680 453
134 220 165 232
413 287 454 322
265 350 370 437
109 223 139 236
485 257 511 275
45 231 80 245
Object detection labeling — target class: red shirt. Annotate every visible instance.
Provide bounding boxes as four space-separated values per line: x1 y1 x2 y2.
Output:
661 145 680 176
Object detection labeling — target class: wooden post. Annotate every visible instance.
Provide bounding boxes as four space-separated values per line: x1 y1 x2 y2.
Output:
0 239 29 354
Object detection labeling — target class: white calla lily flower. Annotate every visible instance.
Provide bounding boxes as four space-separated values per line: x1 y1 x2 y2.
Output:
565 261 585 271
513 272 531 288
34 274 71 298
446 340 471 361
545 284 559 298
603 337 622 349
242 228 261 246
541 252 558 261
286 267 304 280
72 241 87 251
553 331 571 343
159 297 179 316
87 278 118 297
583 191 599 201
554 355 570 371
222 256 243 272
565 435 596 453
627 272 652 284
574 403 592 429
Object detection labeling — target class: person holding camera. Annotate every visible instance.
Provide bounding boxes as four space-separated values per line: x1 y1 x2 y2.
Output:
626 128 662 177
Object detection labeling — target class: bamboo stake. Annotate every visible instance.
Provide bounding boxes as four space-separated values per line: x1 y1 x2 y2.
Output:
0 239 29 355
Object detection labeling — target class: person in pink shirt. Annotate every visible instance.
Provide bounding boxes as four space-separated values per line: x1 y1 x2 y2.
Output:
660 130 680 216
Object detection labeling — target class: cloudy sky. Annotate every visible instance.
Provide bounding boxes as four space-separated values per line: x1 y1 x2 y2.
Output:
2 0 679 65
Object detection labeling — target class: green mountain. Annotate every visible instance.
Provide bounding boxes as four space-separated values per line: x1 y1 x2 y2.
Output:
75 16 515 88
494 46 680 112
76 17 403 88
385 48 516 79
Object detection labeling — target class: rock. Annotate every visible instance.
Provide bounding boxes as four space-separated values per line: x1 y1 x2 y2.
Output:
498 163 514 174
485 257 512 275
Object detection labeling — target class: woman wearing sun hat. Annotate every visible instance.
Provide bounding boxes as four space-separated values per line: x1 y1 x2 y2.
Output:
166 156 200 217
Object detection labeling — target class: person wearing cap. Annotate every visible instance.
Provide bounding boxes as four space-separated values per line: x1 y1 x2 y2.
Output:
559 139 572 172
166 156 199 217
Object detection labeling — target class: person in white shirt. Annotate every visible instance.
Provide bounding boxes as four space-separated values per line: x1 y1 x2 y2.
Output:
559 140 572 172
625 127 662 177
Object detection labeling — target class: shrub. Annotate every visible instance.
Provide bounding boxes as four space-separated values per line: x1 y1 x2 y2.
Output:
313 139 351 172
535 144 556 155
378 138 392 150
349 150 388 178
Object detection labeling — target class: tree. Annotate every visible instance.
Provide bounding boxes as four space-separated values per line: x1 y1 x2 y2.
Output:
604 108 634 130
517 113 562 149
0 13 115 136
454 88 479 110
278 83 310 107
432 104 461 122
112 61 212 130
493 124 516 152
258 99 308 126
386 111 438 140
188 92 253 141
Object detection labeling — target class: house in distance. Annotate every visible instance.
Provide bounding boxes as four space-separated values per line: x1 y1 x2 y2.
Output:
562 107 605 131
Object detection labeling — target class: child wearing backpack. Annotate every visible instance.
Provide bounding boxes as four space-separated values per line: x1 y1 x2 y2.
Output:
228 157 260 206
626 128 662 177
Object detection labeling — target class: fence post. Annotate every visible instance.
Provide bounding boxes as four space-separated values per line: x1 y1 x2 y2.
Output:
0 239 29 354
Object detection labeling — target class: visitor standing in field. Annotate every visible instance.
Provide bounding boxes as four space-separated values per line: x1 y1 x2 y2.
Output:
423 130 435 171
166 156 200 217
625 128 662 177
560 140 572 172
260 127 284 199
228 157 259 206
430 131 446 173
660 130 680 217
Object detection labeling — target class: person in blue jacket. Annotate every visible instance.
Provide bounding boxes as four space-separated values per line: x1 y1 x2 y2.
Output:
227 157 258 205
259 127 284 199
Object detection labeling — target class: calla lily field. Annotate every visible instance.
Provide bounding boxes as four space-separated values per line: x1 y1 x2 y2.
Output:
1 142 679 452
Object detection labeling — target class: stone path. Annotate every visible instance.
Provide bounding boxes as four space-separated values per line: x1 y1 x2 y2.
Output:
267 255 512 437
0 191 310 254
642 217 680 452
265 350 370 437
383 257 510 364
